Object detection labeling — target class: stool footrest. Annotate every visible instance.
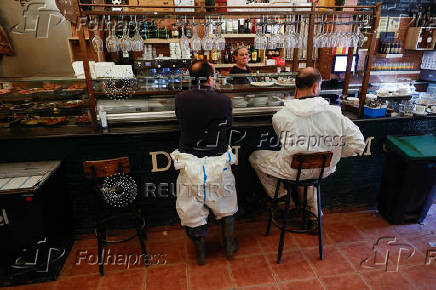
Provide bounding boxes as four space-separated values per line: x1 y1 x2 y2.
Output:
271 207 318 234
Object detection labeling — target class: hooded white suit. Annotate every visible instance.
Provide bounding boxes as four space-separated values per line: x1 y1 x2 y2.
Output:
249 97 365 210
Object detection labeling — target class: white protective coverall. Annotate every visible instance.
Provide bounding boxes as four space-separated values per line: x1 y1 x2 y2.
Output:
171 148 238 228
249 97 365 212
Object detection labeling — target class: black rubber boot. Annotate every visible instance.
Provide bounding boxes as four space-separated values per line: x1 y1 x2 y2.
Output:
186 225 207 265
221 216 239 259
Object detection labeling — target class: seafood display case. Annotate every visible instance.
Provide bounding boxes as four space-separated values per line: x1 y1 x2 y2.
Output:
0 78 91 128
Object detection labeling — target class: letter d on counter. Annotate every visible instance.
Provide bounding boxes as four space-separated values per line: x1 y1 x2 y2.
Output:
150 151 172 172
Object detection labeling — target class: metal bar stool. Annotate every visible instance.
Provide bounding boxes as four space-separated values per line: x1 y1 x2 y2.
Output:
265 151 333 264
83 157 148 276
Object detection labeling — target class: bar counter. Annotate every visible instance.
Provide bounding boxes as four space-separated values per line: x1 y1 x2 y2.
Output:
1 112 435 234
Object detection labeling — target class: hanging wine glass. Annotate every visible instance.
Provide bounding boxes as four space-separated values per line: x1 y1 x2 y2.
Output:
202 19 214 52
254 17 267 50
191 19 202 53
179 18 190 51
106 20 119 53
120 23 132 57
214 17 226 51
131 19 144 52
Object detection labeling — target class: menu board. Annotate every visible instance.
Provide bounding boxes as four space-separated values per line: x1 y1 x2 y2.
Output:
357 0 432 16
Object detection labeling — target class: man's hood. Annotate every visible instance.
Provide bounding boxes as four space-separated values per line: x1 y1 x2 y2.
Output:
283 97 332 117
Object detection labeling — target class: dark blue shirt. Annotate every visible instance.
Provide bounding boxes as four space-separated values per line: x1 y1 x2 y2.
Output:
175 86 233 157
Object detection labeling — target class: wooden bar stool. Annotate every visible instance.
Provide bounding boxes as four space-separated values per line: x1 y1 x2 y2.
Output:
265 151 333 264
83 157 148 276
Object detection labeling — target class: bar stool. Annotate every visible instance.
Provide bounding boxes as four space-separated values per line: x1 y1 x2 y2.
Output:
83 157 148 276
265 151 333 264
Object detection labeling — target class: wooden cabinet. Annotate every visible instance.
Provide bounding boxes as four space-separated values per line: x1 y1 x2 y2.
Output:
128 0 175 12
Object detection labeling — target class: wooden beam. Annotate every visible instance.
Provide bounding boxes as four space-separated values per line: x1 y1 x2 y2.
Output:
358 3 381 118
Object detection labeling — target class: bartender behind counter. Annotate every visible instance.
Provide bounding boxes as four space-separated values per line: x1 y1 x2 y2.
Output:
229 46 253 85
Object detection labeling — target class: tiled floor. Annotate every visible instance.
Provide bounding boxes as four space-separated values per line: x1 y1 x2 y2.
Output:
7 205 436 290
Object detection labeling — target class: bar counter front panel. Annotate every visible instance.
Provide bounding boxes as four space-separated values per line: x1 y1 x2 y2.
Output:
1 112 435 234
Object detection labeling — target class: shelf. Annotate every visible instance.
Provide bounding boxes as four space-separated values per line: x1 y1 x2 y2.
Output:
377 53 403 58
215 63 269 68
370 71 420 75
143 39 180 44
222 34 255 38
142 34 256 44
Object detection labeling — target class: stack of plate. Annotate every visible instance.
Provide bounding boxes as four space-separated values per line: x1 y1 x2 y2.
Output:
232 97 248 108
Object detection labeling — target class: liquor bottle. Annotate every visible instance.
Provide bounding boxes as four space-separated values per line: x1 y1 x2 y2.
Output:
226 19 233 34
426 29 433 49
185 25 192 38
171 23 179 38
238 19 245 34
246 19 252 34
211 49 217 64
251 45 258 63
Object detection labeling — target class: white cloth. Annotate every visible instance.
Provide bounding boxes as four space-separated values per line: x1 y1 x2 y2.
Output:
171 148 238 227
249 97 365 197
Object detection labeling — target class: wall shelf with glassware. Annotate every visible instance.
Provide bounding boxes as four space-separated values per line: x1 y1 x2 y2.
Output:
370 70 420 75
143 39 180 44
215 63 268 68
377 54 404 58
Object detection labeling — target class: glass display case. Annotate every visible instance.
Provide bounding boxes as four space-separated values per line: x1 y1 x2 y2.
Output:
92 72 296 125
0 78 90 128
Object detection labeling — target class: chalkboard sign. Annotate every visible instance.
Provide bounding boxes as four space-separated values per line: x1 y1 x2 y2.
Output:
357 0 432 16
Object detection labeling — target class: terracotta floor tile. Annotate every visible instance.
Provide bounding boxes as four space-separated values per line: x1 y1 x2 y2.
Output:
292 232 334 249
100 269 145 290
146 264 187 290
188 259 233 290
401 265 436 290
73 238 97 250
56 274 101 290
6 281 57 290
233 232 262 257
303 247 354 277
321 273 369 290
147 229 186 242
148 240 186 265
338 242 385 272
324 224 367 244
257 231 298 254
229 255 274 287
280 279 323 290
240 284 279 290
352 219 398 243
393 223 434 238
361 270 413 290
267 251 316 282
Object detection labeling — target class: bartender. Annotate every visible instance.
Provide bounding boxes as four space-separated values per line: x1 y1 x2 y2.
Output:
229 46 252 85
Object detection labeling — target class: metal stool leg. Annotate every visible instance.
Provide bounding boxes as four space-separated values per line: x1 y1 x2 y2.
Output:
97 227 105 276
266 179 281 236
277 182 291 264
317 184 324 260
302 185 308 230
134 207 149 267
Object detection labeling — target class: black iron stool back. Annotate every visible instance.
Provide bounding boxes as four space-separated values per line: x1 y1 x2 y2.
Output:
82 157 148 276
266 151 333 264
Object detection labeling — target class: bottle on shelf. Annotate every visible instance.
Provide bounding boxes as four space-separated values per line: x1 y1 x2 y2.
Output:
426 29 433 49
171 23 179 39
251 45 258 63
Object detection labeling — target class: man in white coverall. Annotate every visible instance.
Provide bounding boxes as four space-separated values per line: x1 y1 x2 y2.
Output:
249 67 365 220
171 61 238 265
